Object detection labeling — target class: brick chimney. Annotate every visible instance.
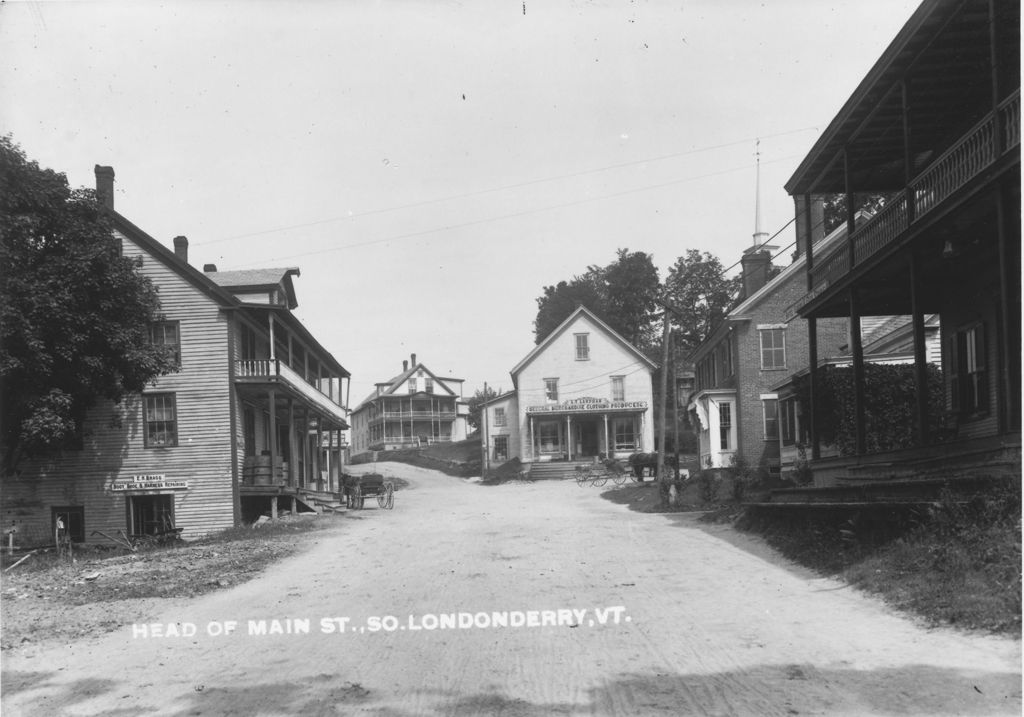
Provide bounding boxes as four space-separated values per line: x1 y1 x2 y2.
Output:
403 360 408 372
203 264 217 273
410 353 417 367
173 236 189 263
94 165 115 209
793 194 825 259
740 247 772 298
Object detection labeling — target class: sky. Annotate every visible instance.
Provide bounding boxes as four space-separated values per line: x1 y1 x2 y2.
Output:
1 0 922 406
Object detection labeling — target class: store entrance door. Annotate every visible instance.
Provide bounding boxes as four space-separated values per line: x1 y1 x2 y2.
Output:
576 419 600 458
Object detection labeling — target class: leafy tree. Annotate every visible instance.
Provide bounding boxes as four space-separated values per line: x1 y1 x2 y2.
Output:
822 193 892 234
533 248 660 350
0 137 178 475
533 267 605 344
466 385 502 432
663 250 741 357
601 248 660 350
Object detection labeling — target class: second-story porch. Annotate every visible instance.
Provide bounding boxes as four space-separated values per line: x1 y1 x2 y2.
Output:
232 306 351 493
784 0 1020 479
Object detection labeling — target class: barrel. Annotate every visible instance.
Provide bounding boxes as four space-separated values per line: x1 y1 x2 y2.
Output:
244 456 273 485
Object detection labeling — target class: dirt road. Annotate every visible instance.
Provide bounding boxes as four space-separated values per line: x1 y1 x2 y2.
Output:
2 463 1020 716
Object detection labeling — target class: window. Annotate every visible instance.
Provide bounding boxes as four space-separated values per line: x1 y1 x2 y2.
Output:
760 329 786 369
128 495 174 536
144 394 177 447
150 321 181 367
545 378 559 403
493 435 509 461
612 418 637 451
951 324 988 415
762 399 779 440
575 333 590 360
52 506 85 543
425 378 434 394
719 402 732 450
493 407 506 427
408 378 417 394
611 376 625 402
538 421 560 452
780 397 797 446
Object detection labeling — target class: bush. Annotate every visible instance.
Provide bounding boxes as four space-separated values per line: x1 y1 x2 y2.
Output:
793 363 944 455
696 470 720 503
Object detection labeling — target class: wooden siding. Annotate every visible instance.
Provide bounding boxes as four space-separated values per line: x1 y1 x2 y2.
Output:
2 231 235 546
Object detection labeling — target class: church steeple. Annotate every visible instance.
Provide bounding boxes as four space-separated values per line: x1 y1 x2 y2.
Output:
752 139 770 247
741 139 778 298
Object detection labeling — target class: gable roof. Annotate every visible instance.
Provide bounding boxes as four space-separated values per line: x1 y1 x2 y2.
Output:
105 209 349 378
509 305 657 387
352 362 459 412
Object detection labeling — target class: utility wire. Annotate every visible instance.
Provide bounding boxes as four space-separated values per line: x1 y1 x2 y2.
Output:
223 153 804 269
196 126 817 248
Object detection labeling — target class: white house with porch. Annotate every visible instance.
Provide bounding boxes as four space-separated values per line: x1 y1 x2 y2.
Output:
485 306 655 467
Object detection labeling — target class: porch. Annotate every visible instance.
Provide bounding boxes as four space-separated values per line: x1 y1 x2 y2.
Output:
239 485 346 523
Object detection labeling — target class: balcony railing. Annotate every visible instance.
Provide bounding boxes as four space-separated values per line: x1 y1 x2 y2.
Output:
800 90 1020 312
368 410 457 424
235 359 348 425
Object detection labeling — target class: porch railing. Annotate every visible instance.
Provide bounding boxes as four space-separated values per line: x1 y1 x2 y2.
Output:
235 359 348 425
799 89 1020 312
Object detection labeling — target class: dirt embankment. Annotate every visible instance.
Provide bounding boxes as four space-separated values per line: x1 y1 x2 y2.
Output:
1 515 334 651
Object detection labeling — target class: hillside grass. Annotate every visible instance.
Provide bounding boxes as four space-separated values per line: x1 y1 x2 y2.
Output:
351 437 482 477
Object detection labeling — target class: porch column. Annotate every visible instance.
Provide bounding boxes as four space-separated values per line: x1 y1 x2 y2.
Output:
565 415 572 460
909 253 929 443
268 388 278 483
603 413 610 456
849 289 866 455
315 418 323 489
901 79 916 223
529 416 535 461
808 318 820 459
288 399 297 487
268 315 276 360
996 177 1018 431
302 406 311 488
803 193 815 286
844 147 856 266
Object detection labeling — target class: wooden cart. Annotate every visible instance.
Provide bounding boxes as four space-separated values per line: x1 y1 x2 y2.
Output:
342 473 395 510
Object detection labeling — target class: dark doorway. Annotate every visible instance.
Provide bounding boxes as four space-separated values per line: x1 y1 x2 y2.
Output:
577 420 600 457
127 494 174 536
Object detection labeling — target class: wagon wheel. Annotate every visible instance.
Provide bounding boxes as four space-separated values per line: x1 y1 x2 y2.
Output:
592 472 608 487
381 482 394 509
612 469 628 485
575 466 588 486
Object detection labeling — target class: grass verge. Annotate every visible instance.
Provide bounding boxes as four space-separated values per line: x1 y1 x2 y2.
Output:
1 513 339 650
732 485 1021 635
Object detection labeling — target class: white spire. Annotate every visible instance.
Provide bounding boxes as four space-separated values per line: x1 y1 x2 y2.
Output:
753 139 769 247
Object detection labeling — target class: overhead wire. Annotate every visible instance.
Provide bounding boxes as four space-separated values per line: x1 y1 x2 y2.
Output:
195 126 818 248
222 153 805 270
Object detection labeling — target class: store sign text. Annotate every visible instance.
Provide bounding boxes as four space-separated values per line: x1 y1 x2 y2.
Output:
527 399 647 414
110 475 189 491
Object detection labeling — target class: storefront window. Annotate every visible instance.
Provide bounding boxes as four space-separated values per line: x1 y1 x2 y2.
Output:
612 418 636 451
538 421 560 453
